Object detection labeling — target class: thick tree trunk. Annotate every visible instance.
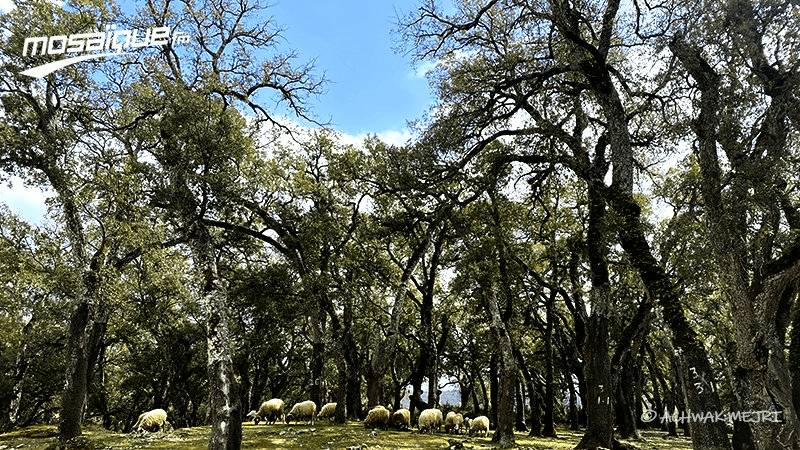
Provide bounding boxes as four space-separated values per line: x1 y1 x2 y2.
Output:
340 296 359 422
164 156 242 449
607 187 731 449
189 223 242 450
671 34 800 449
54 189 94 447
614 354 639 439
576 179 613 450
482 290 516 449
59 300 90 444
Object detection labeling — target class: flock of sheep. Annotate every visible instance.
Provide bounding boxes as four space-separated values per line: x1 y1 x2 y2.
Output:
130 401 491 437
244 399 490 437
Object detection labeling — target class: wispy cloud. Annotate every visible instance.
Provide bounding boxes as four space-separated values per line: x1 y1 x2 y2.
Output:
0 177 51 224
408 60 437 79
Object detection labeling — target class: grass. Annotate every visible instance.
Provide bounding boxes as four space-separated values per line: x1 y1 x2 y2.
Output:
0 422 695 449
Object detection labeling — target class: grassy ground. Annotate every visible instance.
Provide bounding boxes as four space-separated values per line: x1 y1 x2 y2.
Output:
0 422 695 449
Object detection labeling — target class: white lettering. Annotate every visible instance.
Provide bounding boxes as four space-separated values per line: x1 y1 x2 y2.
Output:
128 28 151 48
47 36 67 54
22 37 48 56
149 27 170 46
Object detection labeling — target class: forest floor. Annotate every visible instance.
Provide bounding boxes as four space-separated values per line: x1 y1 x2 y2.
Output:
0 422 695 449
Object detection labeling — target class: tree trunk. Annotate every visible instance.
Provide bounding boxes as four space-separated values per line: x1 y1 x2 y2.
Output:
489 352 498 425
59 300 90 444
9 316 34 428
607 187 731 449
189 222 242 450
515 348 541 437
482 289 516 449
366 222 434 407
543 290 557 438
671 34 800 449
514 380 528 432
576 178 613 450
791 297 800 417
614 353 639 439
310 308 326 407
566 367 580 431
54 187 94 446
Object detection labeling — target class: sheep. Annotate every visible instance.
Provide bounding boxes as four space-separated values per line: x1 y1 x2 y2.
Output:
132 408 169 433
247 398 285 425
391 408 411 430
316 402 337 420
432 408 443 432
463 417 472 432
418 408 441 434
469 415 490 437
285 400 317 425
363 405 390 430
444 411 464 434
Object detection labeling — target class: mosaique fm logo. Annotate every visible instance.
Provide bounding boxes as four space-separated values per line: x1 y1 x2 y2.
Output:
20 24 190 78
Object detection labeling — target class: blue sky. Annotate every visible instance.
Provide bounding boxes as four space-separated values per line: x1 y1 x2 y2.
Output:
1 0 436 137
0 0 440 222
268 0 435 138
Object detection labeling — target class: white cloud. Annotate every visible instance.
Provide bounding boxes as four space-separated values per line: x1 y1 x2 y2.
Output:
0 0 14 14
0 176 51 224
340 129 414 148
409 60 438 79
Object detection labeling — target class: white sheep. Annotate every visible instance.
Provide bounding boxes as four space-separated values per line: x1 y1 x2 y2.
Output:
418 408 441 434
432 408 443 432
391 408 411 430
285 400 317 425
247 398 285 425
444 411 464 434
317 402 337 420
132 408 169 433
363 405 390 430
463 416 472 432
469 415 490 437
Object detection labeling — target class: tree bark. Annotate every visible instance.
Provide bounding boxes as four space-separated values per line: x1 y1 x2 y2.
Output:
481 289 516 449
189 222 242 450
576 177 613 450
59 300 90 444
671 33 800 449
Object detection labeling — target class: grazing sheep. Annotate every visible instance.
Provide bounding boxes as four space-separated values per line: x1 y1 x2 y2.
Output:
316 402 337 420
132 408 169 432
247 398 285 425
469 415 490 437
285 400 317 425
432 408 443 432
391 408 411 430
444 411 464 434
363 405 390 430
463 417 472 432
418 408 441 434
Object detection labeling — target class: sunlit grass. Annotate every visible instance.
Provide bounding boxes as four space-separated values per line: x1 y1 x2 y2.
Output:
0 421 694 449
